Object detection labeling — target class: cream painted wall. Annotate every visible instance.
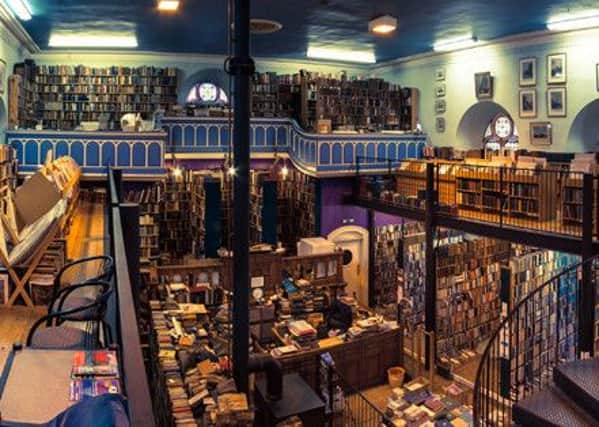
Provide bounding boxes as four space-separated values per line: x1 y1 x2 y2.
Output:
373 29 599 153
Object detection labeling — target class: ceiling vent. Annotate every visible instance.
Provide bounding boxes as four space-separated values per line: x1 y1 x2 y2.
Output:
250 19 283 34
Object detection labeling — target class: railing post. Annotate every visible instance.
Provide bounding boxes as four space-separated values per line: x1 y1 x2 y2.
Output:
595 176 599 239
499 166 505 228
119 203 142 317
367 209 375 308
581 174 595 357
424 163 437 370
112 168 123 204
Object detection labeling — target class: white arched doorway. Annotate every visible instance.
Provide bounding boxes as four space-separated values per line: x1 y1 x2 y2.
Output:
327 225 369 306
568 99 599 152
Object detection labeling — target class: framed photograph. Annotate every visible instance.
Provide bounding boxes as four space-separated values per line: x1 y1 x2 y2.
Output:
436 117 446 133
530 122 552 146
0 60 6 95
519 89 537 118
435 67 445 81
474 72 493 99
435 99 446 114
547 87 567 117
519 57 536 86
435 84 446 97
547 53 566 84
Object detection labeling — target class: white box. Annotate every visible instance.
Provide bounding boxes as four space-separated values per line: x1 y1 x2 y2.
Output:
297 237 336 256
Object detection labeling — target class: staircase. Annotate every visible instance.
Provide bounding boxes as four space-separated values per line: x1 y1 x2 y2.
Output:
512 358 599 426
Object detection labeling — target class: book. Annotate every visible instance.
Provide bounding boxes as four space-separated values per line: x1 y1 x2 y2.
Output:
72 350 119 377
69 378 120 401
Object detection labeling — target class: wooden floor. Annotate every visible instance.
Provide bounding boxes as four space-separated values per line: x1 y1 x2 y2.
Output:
0 201 105 371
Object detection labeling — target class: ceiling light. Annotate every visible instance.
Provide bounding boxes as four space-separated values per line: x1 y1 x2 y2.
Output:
157 0 179 12
369 15 398 35
433 34 479 52
307 47 376 64
49 33 138 48
4 0 32 21
547 11 599 31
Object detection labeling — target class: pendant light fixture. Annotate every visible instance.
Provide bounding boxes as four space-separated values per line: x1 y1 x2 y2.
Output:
369 15 398 35
157 0 180 12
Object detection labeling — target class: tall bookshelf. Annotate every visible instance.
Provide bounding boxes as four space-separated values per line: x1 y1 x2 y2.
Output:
373 224 402 306
277 169 317 251
396 223 426 328
126 184 162 265
436 237 511 366
188 171 208 258
8 60 39 129
11 63 179 130
160 172 192 263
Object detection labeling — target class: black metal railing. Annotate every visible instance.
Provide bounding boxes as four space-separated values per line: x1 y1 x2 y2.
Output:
472 254 599 426
353 156 599 241
107 168 156 427
333 367 391 427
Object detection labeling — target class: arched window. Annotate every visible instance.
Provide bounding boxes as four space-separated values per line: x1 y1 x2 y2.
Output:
484 113 519 151
185 83 229 106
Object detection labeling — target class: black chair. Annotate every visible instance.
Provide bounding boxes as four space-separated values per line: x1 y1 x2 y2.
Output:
47 255 114 322
27 280 112 350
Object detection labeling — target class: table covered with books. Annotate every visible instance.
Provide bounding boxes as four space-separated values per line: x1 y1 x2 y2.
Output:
0 347 120 423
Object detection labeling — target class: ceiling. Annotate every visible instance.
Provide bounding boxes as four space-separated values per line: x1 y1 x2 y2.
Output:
20 0 594 62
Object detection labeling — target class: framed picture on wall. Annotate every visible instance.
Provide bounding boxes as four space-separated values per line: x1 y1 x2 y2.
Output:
519 57 536 86
547 87 567 117
547 53 567 84
435 99 446 114
0 60 6 95
436 117 446 133
474 72 493 99
519 89 537 118
435 67 446 81
530 122 552 146
435 84 446 97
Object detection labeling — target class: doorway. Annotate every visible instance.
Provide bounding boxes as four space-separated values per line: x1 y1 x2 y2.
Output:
327 226 369 306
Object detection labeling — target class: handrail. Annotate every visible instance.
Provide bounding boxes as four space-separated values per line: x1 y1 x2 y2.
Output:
108 168 156 427
472 254 598 426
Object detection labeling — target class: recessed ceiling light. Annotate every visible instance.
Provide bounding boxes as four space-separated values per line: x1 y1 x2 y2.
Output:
369 15 398 35
157 0 179 12
307 46 376 64
4 0 32 21
49 33 138 48
433 34 479 52
547 11 599 31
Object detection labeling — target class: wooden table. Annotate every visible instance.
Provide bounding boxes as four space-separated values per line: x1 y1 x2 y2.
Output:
0 347 76 423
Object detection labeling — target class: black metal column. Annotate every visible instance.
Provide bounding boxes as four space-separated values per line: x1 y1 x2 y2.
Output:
424 163 436 369
228 0 255 394
580 173 594 356
367 209 375 307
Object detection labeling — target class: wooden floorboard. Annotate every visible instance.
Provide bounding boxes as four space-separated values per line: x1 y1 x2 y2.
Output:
0 201 105 372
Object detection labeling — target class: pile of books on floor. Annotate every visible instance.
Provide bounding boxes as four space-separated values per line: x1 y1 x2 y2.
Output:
150 299 253 426
385 380 472 426
69 350 121 402
288 319 317 348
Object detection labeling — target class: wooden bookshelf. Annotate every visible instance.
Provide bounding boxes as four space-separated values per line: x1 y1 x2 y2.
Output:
456 167 558 221
11 63 179 130
160 172 192 263
8 60 39 129
125 184 162 265
395 161 458 207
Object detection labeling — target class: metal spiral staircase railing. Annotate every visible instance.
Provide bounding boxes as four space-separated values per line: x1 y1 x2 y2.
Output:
473 254 599 426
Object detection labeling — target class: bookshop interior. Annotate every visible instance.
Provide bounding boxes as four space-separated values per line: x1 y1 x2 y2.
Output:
3 1 599 426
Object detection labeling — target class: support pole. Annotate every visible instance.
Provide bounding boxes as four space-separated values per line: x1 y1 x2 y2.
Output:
424 163 437 370
228 0 255 394
580 173 594 357
367 209 375 307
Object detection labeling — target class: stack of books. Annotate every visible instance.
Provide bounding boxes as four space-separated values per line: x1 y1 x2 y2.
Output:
69 350 120 402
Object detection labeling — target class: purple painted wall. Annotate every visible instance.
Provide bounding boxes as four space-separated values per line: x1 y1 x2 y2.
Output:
319 178 412 236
